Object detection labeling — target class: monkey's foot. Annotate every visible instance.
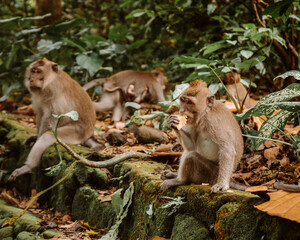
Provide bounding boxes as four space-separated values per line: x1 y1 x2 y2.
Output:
211 183 229 193
90 142 105 152
8 165 32 181
160 170 177 180
160 180 171 191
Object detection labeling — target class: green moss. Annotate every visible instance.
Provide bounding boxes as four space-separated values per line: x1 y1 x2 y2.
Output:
0 226 13 239
16 231 41 240
42 229 63 239
171 214 209 240
72 186 116 228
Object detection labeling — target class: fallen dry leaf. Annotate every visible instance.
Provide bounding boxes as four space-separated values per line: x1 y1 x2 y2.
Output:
245 185 268 193
264 146 280 160
284 125 300 136
255 190 300 223
252 116 267 130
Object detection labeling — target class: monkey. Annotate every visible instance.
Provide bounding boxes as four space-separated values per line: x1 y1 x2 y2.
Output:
83 68 168 121
8 58 105 181
223 71 250 109
160 80 245 193
105 84 149 103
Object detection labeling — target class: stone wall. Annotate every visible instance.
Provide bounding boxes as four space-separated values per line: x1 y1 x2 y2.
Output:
1 118 300 240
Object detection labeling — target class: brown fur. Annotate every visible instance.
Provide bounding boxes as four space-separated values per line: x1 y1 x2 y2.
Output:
83 68 168 121
224 72 250 108
161 80 244 192
8 58 104 181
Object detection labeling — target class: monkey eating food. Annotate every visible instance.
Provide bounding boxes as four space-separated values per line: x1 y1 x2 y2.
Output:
8 58 104 181
161 80 245 193
83 68 168 122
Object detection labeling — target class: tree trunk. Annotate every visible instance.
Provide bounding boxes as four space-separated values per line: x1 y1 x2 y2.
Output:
35 0 62 26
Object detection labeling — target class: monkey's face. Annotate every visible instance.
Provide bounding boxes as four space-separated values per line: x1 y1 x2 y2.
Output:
26 67 44 91
179 95 199 123
224 72 240 85
25 58 58 92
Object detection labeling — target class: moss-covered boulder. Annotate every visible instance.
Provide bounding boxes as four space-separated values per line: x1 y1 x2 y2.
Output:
72 186 116 228
0 199 62 239
1 116 300 240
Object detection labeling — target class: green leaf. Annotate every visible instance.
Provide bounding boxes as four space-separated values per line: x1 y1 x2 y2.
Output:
172 56 211 65
37 40 63 54
111 188 123 215
101 182 134 240
235 56 266 69
236 83 300 120
44 18 86 34
128 40 147 50
273 70 300 81
76 53 103 76
172 83 189 100
53 111 79 121
240 50 253 59
201 40 231 55
126 9 155 19
63 39 86 52
124 102 141 109
99 44 126 55
254 110 293 149
260 102 300 112
109 24 128 41
263 0 293 18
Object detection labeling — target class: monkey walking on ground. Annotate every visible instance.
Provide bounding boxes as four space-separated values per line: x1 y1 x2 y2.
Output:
83 68 168 122
8 58 105 181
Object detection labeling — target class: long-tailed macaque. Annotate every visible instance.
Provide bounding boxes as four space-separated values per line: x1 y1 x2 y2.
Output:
83 68 168 121
8 58 104 181
224 72 250 109
160 80 244 193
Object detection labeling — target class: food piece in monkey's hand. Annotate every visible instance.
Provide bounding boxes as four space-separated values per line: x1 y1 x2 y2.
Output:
171 114 187 130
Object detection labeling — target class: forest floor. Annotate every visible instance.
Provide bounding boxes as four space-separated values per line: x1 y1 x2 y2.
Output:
0 95 299 239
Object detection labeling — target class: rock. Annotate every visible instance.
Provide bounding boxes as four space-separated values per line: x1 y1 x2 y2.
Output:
106 132 127 146
16 231 38 240
0 226 13 239
171 214 209 240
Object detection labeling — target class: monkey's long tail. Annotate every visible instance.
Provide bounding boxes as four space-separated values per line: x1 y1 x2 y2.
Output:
56 137 150 167
78 152 150 168
230 181 249 191
82 78 106 91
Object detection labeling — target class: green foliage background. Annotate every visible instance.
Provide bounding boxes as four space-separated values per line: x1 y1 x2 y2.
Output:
0 0 299 97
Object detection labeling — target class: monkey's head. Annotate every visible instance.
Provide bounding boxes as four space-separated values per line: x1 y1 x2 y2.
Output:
151 68 168 90
179 80 214 123
223 72 240 85
25 57 59 92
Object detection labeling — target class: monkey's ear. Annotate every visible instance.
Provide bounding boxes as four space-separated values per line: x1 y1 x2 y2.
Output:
52 64 58 73
206 95 215 108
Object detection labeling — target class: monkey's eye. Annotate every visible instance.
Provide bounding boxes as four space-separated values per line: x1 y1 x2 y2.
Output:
36 69 42 73
187 100 193 104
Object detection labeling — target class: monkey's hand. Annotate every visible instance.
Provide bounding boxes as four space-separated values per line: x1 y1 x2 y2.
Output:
8 165 32 181
160 170 177 180
24 135 38 147
167 115 180 130
160 180 172 191
211 183 229 193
